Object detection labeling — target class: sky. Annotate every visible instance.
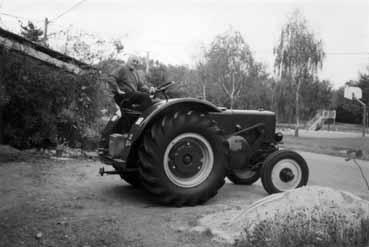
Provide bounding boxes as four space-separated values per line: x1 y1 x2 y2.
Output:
0 0 368 88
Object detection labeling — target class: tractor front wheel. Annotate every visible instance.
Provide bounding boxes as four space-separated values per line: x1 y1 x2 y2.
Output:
261 150 309 194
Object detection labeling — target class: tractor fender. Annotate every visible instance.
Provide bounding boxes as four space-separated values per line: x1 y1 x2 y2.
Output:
121 98 221 161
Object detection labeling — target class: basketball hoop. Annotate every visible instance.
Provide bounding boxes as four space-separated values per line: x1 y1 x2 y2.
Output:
344 86 362 100
344 86 366 137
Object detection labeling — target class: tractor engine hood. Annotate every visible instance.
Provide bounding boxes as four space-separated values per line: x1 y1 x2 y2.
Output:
208 109 276 139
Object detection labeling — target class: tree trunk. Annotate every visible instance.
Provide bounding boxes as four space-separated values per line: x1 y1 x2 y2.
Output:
295 79 302 137
202 84 206 100
230 73 235 109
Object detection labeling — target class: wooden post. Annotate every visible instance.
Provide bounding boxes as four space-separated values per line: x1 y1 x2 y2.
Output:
295 79 302 137
43 18 49 45
364 103 367 136
355 97 367 137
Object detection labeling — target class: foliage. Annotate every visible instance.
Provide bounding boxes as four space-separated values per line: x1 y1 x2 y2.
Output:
0 24 126 148
147 60 168 87
274 10 325 79
139 29 275 111
20 21 44 43
202 29 258 108
49 28 124 64
274 10 325 135
357 69 369 105
0 47 109 149
331 71 369 124
331 86 362 124
274 76 333 123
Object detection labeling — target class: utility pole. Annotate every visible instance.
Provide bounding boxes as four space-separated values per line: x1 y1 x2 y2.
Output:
43 17 49 45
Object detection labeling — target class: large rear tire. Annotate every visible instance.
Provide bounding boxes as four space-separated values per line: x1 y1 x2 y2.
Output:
261 150 309 194
138 111 227 206
120 171 141 188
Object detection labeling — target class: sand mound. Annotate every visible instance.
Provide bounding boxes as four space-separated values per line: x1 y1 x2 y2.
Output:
194 186 369 246
0 145 28 163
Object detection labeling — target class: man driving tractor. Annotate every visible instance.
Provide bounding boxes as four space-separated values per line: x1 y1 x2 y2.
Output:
109 55 155 110
100 55 155 146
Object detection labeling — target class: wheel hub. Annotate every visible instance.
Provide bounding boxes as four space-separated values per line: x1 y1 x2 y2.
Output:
271 158 302 192
168 139 204 179
163 133 214 188
279 168 295 182
183 154 192 165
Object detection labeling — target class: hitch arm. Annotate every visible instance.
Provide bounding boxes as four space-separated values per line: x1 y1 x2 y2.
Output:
99 167 120 176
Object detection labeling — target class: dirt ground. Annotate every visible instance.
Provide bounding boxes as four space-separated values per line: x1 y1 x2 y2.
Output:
1 149 369 247
0 157 260 247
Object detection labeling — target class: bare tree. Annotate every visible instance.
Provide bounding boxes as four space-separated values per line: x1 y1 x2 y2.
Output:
274 10 325 136
205 29 255 109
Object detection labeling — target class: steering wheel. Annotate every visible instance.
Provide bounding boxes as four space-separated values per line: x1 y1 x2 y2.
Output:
156 81 175 92
153 81 176 100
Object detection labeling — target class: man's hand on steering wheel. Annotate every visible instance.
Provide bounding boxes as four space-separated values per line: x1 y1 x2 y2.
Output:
149 81 176 100
159 81 175 91
116 88 126 95
149 86 157 95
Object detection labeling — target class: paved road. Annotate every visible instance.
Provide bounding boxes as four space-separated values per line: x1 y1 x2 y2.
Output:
217 150 369 207
298 151 369 199
281 129 364 138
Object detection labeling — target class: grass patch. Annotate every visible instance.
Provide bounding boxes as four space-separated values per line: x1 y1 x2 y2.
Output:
237 210 369 247
282 136 369 160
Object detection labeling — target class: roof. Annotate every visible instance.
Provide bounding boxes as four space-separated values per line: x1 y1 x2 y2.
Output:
0 27 91 74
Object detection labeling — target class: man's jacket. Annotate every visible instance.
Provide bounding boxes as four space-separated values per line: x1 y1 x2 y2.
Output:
112 65 149 93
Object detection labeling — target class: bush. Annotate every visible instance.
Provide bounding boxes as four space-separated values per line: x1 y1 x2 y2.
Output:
0 47 113 149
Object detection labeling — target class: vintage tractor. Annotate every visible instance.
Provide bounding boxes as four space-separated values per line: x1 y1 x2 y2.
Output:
98 81 309 206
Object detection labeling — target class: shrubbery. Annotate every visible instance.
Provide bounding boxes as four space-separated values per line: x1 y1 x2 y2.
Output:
0 47 114 149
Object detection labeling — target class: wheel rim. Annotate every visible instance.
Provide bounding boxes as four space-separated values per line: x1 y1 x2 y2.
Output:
163 133 214 188
271 159 302 191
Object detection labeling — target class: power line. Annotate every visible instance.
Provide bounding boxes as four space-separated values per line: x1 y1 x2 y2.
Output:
51 0 88 23
0 12 28 21
255 50 369 55
325 52 369 56
0 12 42 22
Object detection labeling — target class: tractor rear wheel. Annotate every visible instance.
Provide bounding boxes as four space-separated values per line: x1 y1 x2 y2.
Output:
138 111 227 206
120 171 141 188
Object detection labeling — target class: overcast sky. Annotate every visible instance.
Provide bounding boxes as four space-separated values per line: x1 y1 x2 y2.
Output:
0 0 368 88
